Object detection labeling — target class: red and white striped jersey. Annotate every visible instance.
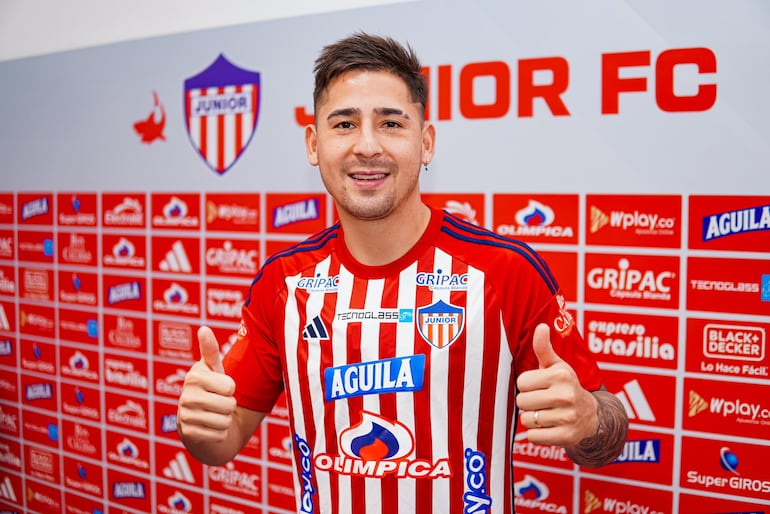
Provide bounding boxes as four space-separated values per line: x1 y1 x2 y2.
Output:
224 207 602 514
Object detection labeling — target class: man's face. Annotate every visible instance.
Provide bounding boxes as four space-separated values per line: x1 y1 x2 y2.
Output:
305 70 434 222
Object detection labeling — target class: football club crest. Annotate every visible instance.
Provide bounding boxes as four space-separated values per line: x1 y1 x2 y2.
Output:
184 54 261 175
417 300 465 349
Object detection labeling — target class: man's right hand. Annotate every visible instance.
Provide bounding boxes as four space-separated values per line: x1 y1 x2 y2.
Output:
177 326 238 444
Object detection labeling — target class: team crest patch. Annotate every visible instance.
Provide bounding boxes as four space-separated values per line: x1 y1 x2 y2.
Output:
184 54 261 175
417 300 465 349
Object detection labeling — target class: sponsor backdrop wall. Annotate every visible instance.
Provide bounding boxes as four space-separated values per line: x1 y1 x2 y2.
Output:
1 1 769 512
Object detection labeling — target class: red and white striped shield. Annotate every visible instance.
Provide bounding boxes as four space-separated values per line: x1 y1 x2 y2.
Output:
417 299 465 349
184 54 261 175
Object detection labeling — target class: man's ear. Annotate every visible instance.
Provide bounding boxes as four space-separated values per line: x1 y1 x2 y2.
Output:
305 124 319 166
421 121 436 165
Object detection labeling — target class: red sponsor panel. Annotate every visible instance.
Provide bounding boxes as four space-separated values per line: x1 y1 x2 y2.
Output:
103 274 146 312
601 369 676 428
208 455 262 503
20 338 57 375
59 344 100 383
24 444 60 484
25 477 63 513
584 310 678 369
153 360 188 400
153 319 196 360
493 193 579 244
584 253 680 309
687 256 770 316
0 193 13 223
57 192 98 227
19 302 56 338
64 491 105 514
155 441 204 487
60 381 102 422
19 266 53 301
152 235 201 274
0 335 16 369
206 281 248 322
151 277 202 318
21 408 58 448
580 428 674 486
58 269 98 306
102 233 148 269
265 467 297 512
106 428 151 473
686 317 770 379
22 378 56 413
63 455 104 498
0 403 20 438
267 392 291 422
267 192 327 234
513 466 574 514
238 427 262 460
156 482 204 514
204 192 260 232
104 352 149 393
209 495 259 514
61 419 103 461
679 491 770 513
108 467 153 512
580 477 672 514
105 391 150 435
155 400 180 441
585 194 681 248
104 313 147 353
151 192 201 230
58 231 97 266
0 472 22 510
265 421 293 466
0 438 21 471
18 193 54 226
59 307 99 345
680 435 770 501
17 229 54 262
512 426 572 470
0 301 15 332
0 366 18 403
689 195 770 252
539 251 578 302
422 192 486 227
0 229 14 260
205 236 260 278
265 238 303 263
0 264 16 297
683 377 770 440
102 192 146 228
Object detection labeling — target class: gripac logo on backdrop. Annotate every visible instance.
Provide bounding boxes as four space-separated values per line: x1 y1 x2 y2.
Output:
184 54 261 175
294 47 717 124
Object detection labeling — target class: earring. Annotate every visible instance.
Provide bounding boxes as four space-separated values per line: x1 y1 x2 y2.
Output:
423 162 429 172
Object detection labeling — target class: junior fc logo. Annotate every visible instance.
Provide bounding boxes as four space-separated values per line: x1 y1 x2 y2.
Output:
184 54 261 175
417 300 465 349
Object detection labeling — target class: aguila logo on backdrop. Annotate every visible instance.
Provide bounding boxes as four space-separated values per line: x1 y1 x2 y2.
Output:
184 54 261 175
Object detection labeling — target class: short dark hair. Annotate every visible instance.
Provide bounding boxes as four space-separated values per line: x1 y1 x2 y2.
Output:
313 32 428 118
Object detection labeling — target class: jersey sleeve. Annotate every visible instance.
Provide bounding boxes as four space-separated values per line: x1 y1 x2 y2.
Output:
504 250 603 392
222 268 286 413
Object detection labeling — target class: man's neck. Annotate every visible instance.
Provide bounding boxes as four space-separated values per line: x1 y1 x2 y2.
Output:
338 202 432 267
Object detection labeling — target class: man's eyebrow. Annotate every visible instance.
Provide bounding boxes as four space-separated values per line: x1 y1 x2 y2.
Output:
326 107 411 121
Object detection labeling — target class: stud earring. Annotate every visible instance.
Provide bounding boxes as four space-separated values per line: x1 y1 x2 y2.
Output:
423 162 429 172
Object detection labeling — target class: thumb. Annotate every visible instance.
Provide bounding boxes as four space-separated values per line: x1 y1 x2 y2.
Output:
198 326 224 373
533 323 562 369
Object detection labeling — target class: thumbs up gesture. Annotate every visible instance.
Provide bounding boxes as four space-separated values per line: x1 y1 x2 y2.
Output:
177 326 237 444
515 323 599 448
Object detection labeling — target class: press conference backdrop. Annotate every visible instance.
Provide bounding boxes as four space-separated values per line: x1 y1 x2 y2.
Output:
0 0 769 512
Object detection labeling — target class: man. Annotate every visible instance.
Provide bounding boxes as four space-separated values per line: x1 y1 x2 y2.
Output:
178 32 628 513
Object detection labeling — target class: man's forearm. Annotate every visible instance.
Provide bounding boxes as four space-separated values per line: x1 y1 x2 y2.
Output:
566 389 629 468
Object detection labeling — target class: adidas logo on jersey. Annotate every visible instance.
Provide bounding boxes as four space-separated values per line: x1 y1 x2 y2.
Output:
303 316 329 340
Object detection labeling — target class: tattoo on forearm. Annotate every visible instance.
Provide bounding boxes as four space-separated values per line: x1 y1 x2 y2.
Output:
567 390 629 468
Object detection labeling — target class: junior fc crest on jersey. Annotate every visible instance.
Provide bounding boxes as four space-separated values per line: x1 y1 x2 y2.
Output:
184 54 261 175
417 300 465 349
